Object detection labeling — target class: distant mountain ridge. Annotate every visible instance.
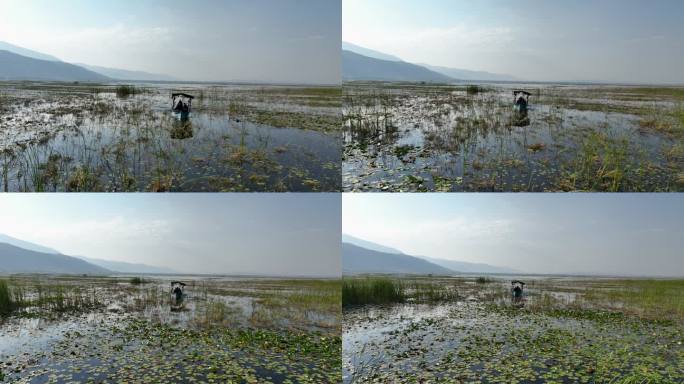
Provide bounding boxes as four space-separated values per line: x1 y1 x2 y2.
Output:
0 233 176 274
342 242 454 275
0 50 110 82
0 41 61 62
342 42 403 62
420 64 518 82
0 243 110 274
341 234 404 254
343 50 453 82
0 41 175 82
75 256 177 274
342 42 516 82
0 233 61 255
420 256 519 274
342 235 518 275
76 63 177 82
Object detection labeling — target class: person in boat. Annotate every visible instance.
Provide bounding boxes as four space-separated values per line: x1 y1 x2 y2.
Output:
173 286 183 302
511 280 525 303
172 93 194 114
513 90 531 111
171 281 186 304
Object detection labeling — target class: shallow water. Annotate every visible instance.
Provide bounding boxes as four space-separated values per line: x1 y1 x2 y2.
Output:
0 82 341 192
0 275 341 383
342 278 684 383
343 84 683 192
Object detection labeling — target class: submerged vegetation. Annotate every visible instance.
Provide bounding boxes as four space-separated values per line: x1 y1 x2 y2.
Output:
0 82 341 192
0 275 342 383
343 82 684 192
343 276 684 383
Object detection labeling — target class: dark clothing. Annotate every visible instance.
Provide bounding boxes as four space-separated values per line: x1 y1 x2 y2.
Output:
173 287 183 301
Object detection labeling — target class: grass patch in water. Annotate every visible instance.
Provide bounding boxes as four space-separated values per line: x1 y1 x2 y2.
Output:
342 278 405 306
466 85 482 95
115 85 136 97
0 280 19 316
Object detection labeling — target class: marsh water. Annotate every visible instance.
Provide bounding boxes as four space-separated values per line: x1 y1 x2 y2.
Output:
0 275 341 383
343 83 684 192
343 277 684 383
0 82 341 192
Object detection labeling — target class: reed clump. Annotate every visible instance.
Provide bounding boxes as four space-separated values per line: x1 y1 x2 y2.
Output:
342 278 405 306
115 85 136 97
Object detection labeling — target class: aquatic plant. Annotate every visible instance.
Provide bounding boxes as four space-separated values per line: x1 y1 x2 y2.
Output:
344 276 684 383
0 280 15 316
115 85 136 97
343 278 405 306
466 85 481 95
129 277 145 285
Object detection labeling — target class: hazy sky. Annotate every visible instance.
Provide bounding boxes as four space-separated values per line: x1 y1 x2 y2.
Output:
343 0 684 84
0 194 341 277
0 0 341 84
343 194 684 277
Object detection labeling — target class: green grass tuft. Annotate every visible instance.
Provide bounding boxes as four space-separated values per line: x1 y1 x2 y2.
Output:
343 278 405 306
115 85 136 97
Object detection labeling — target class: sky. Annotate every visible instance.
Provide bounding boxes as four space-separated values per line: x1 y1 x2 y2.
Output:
0 194 341 277
0 0 341 84
343 194 684 277
343 0 684 84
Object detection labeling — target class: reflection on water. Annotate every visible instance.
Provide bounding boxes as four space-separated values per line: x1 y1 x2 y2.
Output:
170 115 193 139
511 109 530 127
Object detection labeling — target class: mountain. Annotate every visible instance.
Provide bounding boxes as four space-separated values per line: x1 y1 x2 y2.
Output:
0 41 61 62
341 234 404 254
342 235 518 275
0 233 174 274
343 50 454 83
421 64 517 82
342 242 455 275
75 256 177 274
0 233 61 255
0 50 110 82
419 256 519 274
76 64 177 81
342 41 403 62
0 243 110 274
342 42 516 82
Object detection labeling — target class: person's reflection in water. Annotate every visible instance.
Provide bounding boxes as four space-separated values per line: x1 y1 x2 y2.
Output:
171 113 194 139
511 109 530 127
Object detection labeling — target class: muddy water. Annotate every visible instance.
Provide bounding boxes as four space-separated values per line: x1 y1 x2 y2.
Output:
343 84 682 191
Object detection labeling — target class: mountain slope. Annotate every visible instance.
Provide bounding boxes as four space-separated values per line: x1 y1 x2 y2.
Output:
342 235 519 274
0 243 110 274
342 242 455 275
0 50 110 82
343 50 453 82
420 256 519 274
342 42 403 62
341 234 404 254
76 64 177 81
421 63 517 82
0 41 61 62
0 233 61 255
76 256 177 274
